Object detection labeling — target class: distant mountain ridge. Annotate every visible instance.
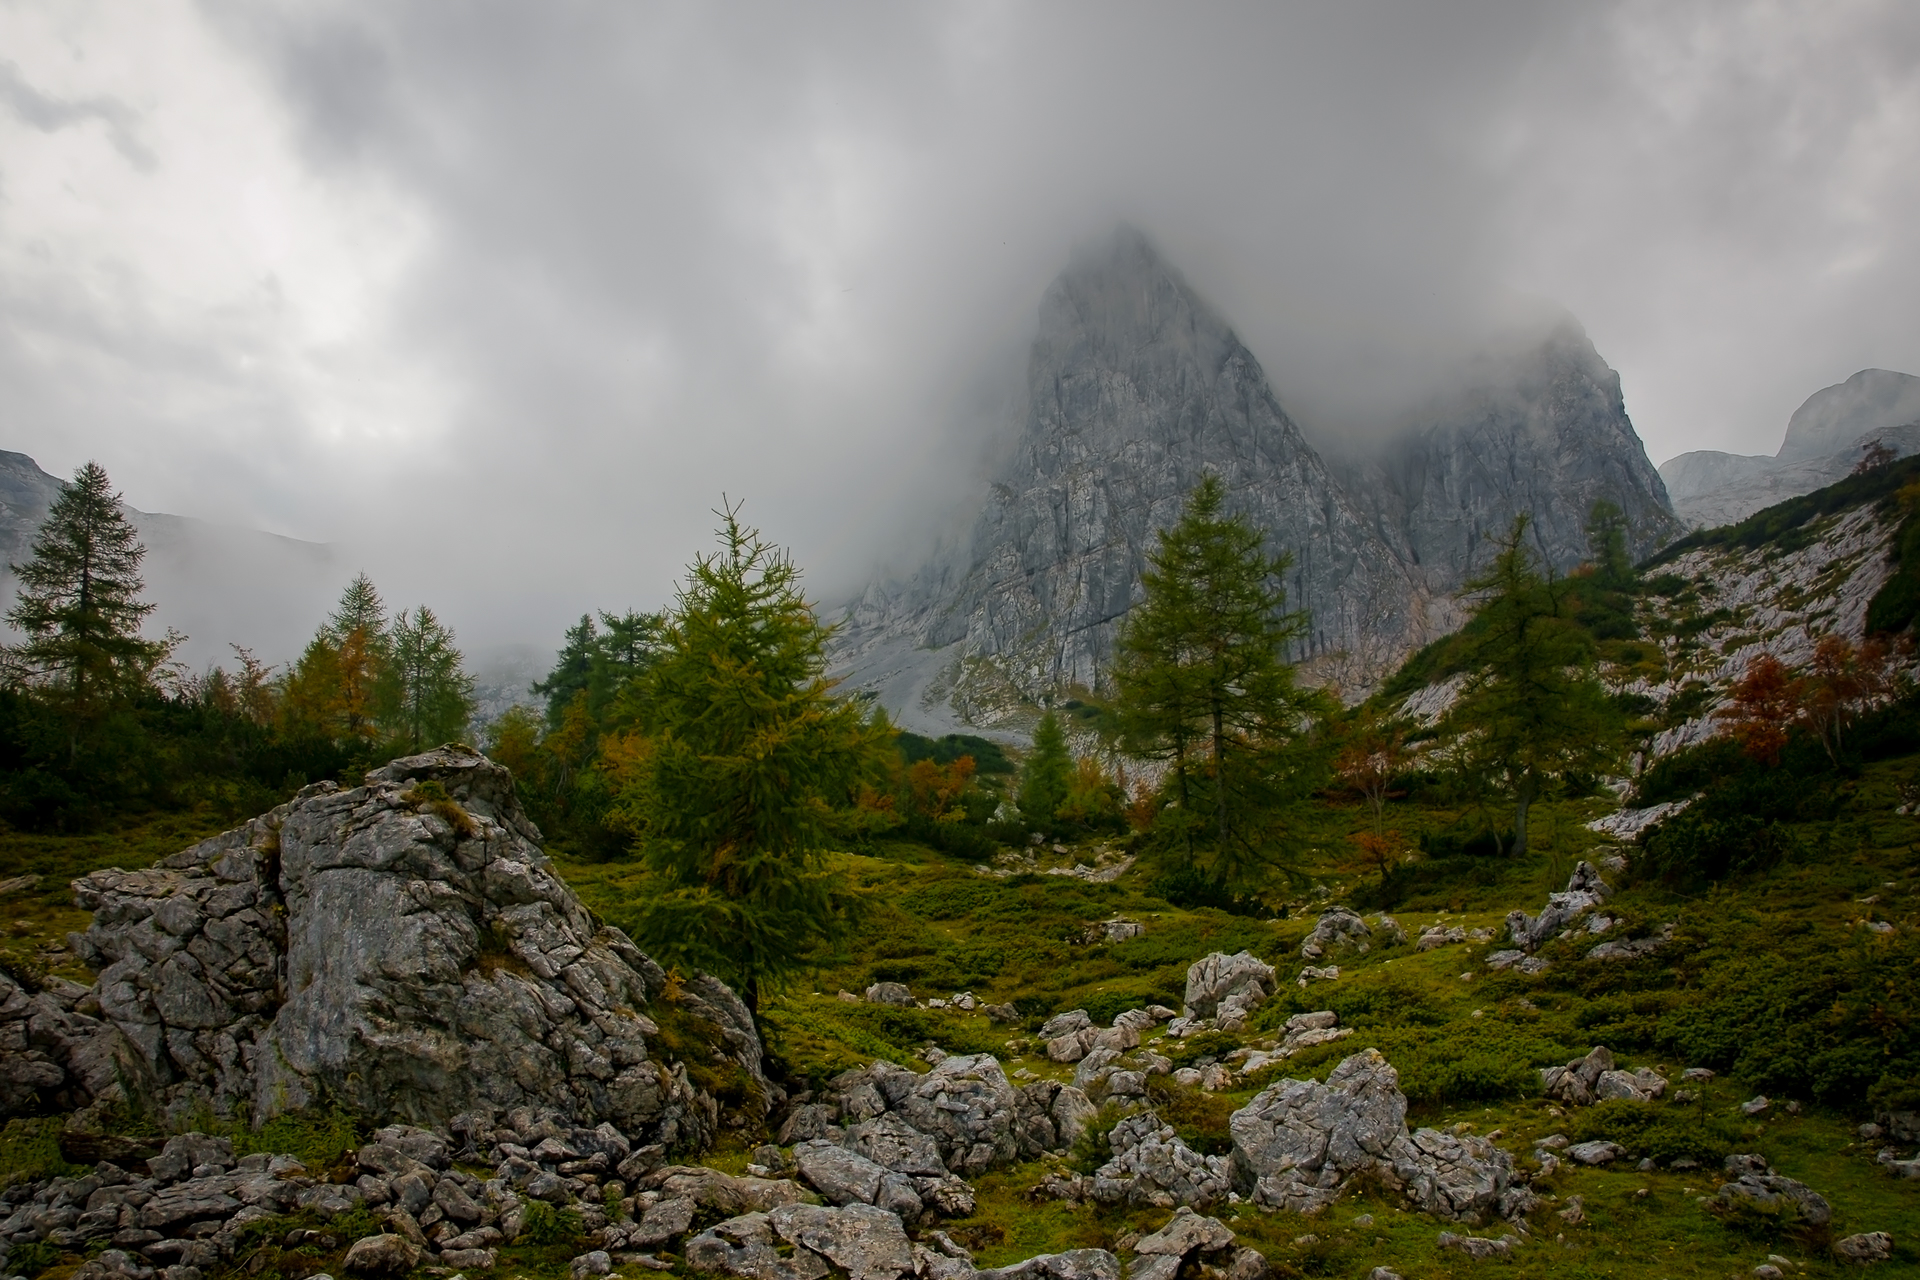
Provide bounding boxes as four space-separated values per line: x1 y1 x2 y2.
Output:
1660 369 1920 529
832 229 1678 733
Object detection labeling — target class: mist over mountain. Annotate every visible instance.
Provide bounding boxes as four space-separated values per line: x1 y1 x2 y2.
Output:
833 230 1677 732
0 451 343 671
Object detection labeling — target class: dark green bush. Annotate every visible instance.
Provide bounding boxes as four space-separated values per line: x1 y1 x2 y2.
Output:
1637 809 1800 888
1569 1099 1739 1164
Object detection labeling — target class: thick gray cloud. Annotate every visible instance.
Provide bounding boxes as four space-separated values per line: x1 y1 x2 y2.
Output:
1 0 1916 664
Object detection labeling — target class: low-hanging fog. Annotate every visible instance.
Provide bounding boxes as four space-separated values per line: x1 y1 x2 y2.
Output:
2 1 1918 672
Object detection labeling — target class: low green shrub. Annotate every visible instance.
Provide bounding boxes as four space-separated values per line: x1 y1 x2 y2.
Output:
0 1117 83 1189
7 1242 60 1278
1637 809 1800 888
517 1200 584 1246
1568 1099 1739 1164
236 1107 363 1169
1143 1077 1234 1156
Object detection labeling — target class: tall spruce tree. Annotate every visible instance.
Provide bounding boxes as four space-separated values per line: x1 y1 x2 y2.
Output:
5 462 171 727
1112 474 1328 887
1441 515 1618 853
379 605 475 752
616 505 880 1016
1016 711 1073 833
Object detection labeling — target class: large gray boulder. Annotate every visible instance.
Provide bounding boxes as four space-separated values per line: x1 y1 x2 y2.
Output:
1299 908 1371 960
1089 1111 1233 1210
1228 1049 1530 1224
55 746 770 1146
1182 952 1277 1025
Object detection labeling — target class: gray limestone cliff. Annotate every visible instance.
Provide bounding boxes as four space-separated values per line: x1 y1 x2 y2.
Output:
833 229 1676 729
1343 322 1680 599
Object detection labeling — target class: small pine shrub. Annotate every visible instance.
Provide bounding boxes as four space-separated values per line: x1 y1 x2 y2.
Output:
1569 1099 1738 1165
517 1199 584 1246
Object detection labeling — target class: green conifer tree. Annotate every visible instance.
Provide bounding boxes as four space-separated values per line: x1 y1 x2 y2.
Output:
379 605 475 752
617 505 881 1016
1441 515 1619 854
1112 474 1329 887
1016 711 1073 833
5 462 172 732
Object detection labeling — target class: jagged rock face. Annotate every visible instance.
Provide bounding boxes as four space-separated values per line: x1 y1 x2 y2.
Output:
57 746 768 1144
834 229 1675 724
1779 368 1920 461
836 228 1424 719
1346 323 1681 587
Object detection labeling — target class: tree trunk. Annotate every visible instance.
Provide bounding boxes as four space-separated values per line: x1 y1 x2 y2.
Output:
1513 773 1536 855
1212 701 1228 850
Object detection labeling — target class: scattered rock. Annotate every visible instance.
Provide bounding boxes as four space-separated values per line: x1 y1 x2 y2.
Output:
1081 919 1145 945
1565 1141 1623 1166
1180 953 1277 1031
343 1233 422 1275
1741 1096 1771 1117
1371 915 1407 946
1540 1047 1666 1106
569 1250 614 1279
1300 908 1372 960
1435 1231 1517 1259
974 1248 1120 1280
1506 861 1611 952
865 983 913 1007
1586 925 1675 961
1713 1159 1832 1227
62 747 769 1141
1834 1231 1893 1262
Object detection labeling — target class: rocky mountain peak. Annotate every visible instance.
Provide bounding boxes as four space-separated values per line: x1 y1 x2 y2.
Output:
832 231 1674 731
1779 368 1920 462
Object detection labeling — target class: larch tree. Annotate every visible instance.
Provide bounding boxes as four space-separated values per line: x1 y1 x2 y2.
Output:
1440 515 1618 854
281 574 389 745
5 462 173 741
615 505 882 1017
379 605 475 753
1111 474 1330 888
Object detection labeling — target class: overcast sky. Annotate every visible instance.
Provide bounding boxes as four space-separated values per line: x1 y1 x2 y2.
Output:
4 1 1918 660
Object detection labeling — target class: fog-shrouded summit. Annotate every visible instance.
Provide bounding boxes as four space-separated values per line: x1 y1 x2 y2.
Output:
832 230 1676 732
1660 369 1920 529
